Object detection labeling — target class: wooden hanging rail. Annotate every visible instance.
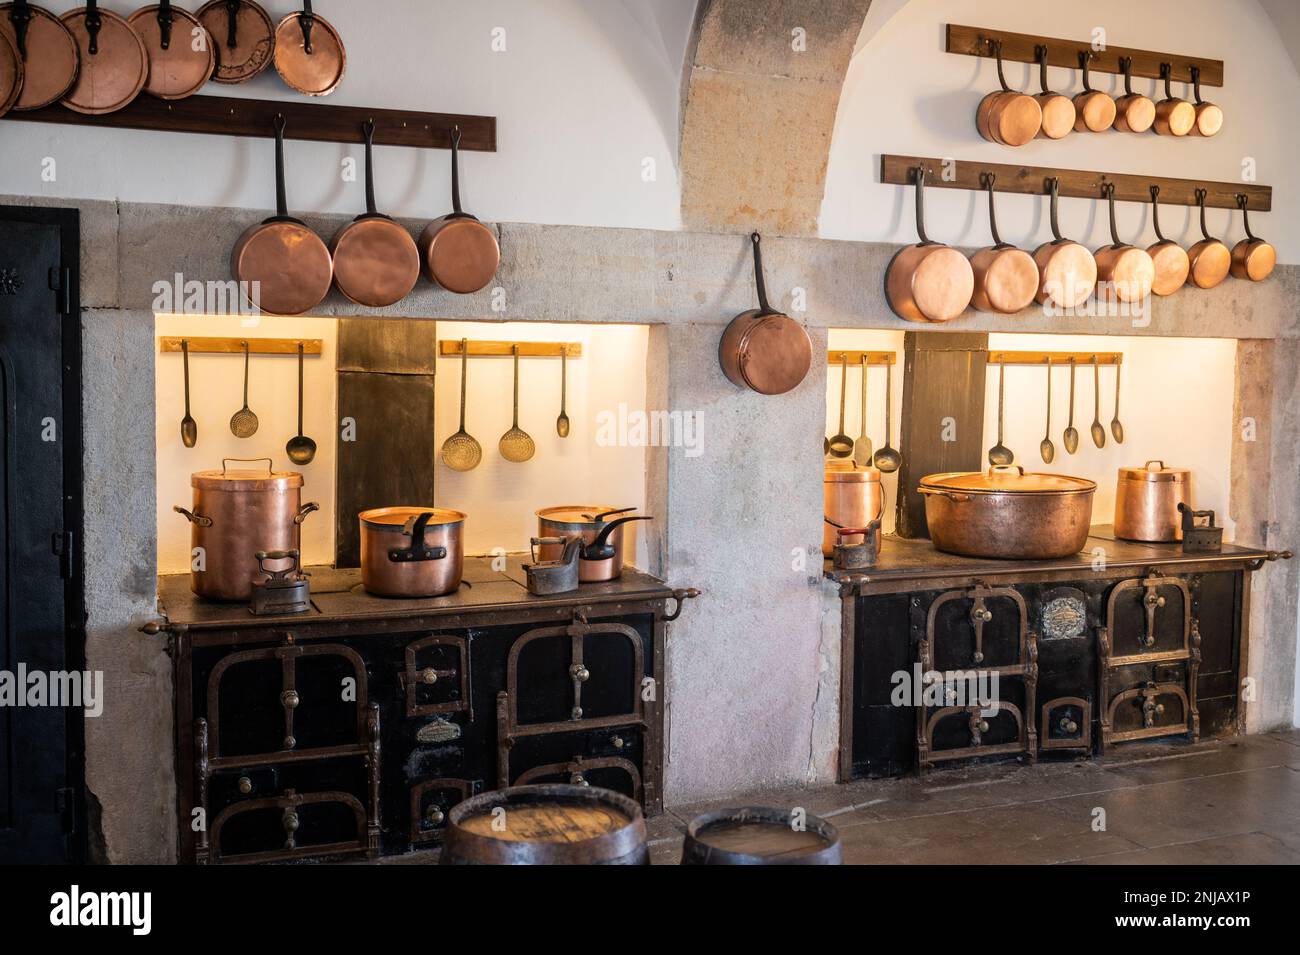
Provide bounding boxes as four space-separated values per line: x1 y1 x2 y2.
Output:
3 94 496 151
438 340 584 358
880 155 1271 211
826 351 896 366
946 24 1223 86
988 351 1122 367
159 337 323 356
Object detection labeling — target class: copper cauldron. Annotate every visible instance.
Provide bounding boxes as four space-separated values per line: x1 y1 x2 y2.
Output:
358 506 465 598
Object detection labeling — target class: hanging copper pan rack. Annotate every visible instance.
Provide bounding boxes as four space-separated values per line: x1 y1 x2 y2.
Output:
437 340 583 358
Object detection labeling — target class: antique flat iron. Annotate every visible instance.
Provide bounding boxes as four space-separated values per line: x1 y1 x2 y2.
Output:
249 549 311 615
829 518 882 570
524 536 583 595
1177 503 1223 554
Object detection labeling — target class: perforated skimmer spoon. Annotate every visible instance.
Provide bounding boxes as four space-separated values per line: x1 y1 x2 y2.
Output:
499 345 536 463
229 341 259 438
441 339 482 471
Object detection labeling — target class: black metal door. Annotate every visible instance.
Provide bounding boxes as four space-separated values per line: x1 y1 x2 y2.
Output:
0 207 83 863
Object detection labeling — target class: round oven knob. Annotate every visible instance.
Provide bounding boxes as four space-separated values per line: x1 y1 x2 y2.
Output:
281 689 300 709
611 736 625 749
571 774 589 786
976 720 990 734
237 776 253 795
282 809 300 833
421 668 438 685
427 806 445 826
570 664 590 683
1059 717 1079 735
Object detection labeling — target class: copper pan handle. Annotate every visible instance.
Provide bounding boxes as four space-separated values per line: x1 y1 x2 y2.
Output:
988 465 1026 477
1144 460 1165 471
662 587 701 623
917 488 974 502
294 502 319 525
173 505 212 527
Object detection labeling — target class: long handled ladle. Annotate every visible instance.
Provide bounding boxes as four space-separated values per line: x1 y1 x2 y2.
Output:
1090 354 1107 448
285 342 317 465
827 353 853 458
1110 361 1125 443
1039 358 1055 463
987 360 1014 466
1063 357 1080 454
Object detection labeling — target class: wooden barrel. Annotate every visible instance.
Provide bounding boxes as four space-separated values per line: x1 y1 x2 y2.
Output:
681 807 842 865
439 784 648 865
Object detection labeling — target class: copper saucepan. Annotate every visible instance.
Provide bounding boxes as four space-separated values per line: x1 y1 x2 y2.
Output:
1146 185 1189 296
885 166 973 324
1032 44 1074 140
1187 65 1222 137
975 39 1040 147
719 232 812 395
60 0 149 115
1153 62 1194 136
0 23 18 117
231 114 333 315
329 120 420 307
1072 50 1115 132
1112 56 1155 133
128 1 215 101
195 0 273 84
358 507 465 598
1093 183 1154 305
1032 177 1096 310
0 2 80 111
535 506 651 583
1186 188 1230 290
969 173 1038 314
273 0 344 96
1230 193 1275 282
419 126 500 294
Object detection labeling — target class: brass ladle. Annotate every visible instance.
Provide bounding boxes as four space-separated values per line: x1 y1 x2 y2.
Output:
556 344 571 438
1090 354 1107 448
180 339 197 448
1040 358 1055 464
1110 361 1125 443
853 354 872 467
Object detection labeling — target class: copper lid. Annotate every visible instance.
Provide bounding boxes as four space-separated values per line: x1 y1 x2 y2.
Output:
537 505 631 527
60 6 149 115
192 460 303 491
128 5 216 101
273 8 345 96
825 461 880 483
359 506 465 530
736 312 812 395
196 0 273 84
1119 461 1188 483
0 27 19 116
921 466 1096 496
0 3 79 110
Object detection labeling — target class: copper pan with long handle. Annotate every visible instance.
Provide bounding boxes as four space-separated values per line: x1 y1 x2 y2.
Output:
60 0 148 115
1112 56 1155 133
885 165 973 324
976 39 1040 147
718 232 812 395
1186 188 1230 290
419 126 500 294
1188 65 1222 137
195 0 273 84
969 173 1038 314
1153 62 1194 136
0 2 79 111
1093 183 1154 305
1230 193 1275 282
1146 185 1189 296
1032 177 1096 310
1032 44 1074 140
0 24 18 116
1072 50 1115 132
128 1 215 100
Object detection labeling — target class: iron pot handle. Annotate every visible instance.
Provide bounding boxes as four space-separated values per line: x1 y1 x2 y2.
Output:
388 512 448 563
295 501 320 525
173 505 213 527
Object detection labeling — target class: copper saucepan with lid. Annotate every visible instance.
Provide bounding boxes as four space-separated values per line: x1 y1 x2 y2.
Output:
127 1 214 100
823 460 882 557
719 232 813 395
0 1 80 111
1114 460 1190 542
1093 183 1154 305
1072 50 1115 132
885 166 974 324
975 39 1041 147
273 0 345 97
1112 56 1155 133
1031 44 1074 140
1229 193 1275 282
358 506 465 598
419 126 500 295
1032 177 1096 310
1146 185 1189 296
969 173 1038 314
1186 188 1231 290
1153 62 1194 136
536 506 652 583
195 0 273 84
60 0 149 115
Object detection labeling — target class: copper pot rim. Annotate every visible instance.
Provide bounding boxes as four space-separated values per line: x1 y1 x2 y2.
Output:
920 466 1097 496
0 3 80 110
825 463 881 483
360 505 466 530
127 4 216 101
272 8 345 96
59 6 149 115
537 505 636 528
191 467 304 491
729 309 812 394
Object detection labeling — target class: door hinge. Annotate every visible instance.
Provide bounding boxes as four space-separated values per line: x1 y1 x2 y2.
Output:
51 530 75 578
48 266 72 316
55 786 77 833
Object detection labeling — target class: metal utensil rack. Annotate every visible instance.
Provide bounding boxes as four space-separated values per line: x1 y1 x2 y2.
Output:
159 337 323 356
825 351 895 365
438 340 584 358
987 351 1121 366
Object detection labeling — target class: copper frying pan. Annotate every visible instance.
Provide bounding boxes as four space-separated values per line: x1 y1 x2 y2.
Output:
884 166 974 324
1032 44 1074 140
60 1 149 115
1146 185 1189 296
969 174 1038 314
1186 189 1230 290
196 0 272 83
419 126 500 294
1032 177 1096 310
1072 50 1115 132
1112 57 1154 133
0 1 79 111
1230 194 1275 282
330 120 420 307
718 232 812 396
128 2 214 100
231 115 333 316
1093 183 1154 304
0 26 19 117
273 1 344 97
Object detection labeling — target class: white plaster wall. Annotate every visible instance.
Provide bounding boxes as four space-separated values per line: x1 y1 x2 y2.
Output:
823 0 1300 264
0 0 696 229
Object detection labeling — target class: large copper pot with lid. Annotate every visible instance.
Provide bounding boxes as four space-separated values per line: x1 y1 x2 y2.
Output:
173 458 318 601
919 466 1096 560
1114 461 1190 542
823 460 882 557
536 506 651 582
358 506 465 598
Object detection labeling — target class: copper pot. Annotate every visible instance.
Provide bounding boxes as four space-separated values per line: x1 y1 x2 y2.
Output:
919 466 1096 560
128 2 214 100
1186 188 1231 290
60 1 149 115
231 114 333 316
1072 51 1115 132
536 506 651 583
719 232 812 394
823 461 881 557
196 0 273 84
1093 184 1153 304
1153 62 1194 136
969 173 1038 314
0 2 79 111
273 1 344 97
359 507 465 598
419 126 500 295
1031 44 1074 140
1229 194 1275 282
1112 57 1155 133
173 458 318 601
329 120 420 307
975 41 1040 146
1146 185 1189 296
1188 66 1222 137
885 166 973 324
1032 177 1096 310
1114 460 1190 542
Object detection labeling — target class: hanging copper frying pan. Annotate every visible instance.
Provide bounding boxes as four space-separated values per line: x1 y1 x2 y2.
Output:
1185 189 1230 290
1145 186 1189 296
0 26 19 117
968 174 1038 315
1032 44 1074 140
1188 65 1222 137
718 232 812 396
1071 50 1115 132
419 126 500 294
0 1 79 111
273 1 344 97
1093 183 1153 304
885 166 973 324
1112 57 1154 133
1032 178 1096 310
330 120 420 307
1229 194 1275 282
128 2 214 100
60 1 148 115
231 115 333 316
195 0 272 83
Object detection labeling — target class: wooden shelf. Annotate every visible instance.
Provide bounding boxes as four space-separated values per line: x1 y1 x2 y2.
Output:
988 351 1122 366
946 24 1223 86
880 155 1271 212
827 351 896 366
438 340 583 358
159 337 323 356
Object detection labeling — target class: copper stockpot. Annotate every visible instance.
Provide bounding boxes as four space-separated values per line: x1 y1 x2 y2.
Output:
919 466 1096 560
1114 460 1190 542
1031 44 1074 140
975 40 1040 147
60 1 149 115
1093 183 1154 304
1229 194 1276 282
719 232 812 394
536 506 651 583
128 2 214 100
1188 66 1222 137
329 120 420 307
0 2 79 111
273 1 344 97
1112 57 1155 133
174 458 318 601
1186 189 1231 290
885 166 974 324
969 173 1038 314
823 461 882 557
359 507 465 598
1072 51 1115 132
231 114 333 315
419 126 500 295
196 0 273 84
1153 63 1194 137
1032 177 1096 310
1146 185 1190 296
